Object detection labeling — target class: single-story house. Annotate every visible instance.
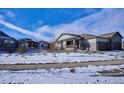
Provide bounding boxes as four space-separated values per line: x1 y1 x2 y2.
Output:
0 31 17 52
19 38 49 49
55 33 83 51
55 32 123 51
0 31 49 52
18 38 39 49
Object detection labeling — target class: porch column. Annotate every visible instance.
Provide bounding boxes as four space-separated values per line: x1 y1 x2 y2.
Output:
79 39 81 49
60 41 63 50
31 42 34 48
73 39 76 51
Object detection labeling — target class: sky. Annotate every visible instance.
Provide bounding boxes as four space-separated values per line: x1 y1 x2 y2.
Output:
0 8 124 42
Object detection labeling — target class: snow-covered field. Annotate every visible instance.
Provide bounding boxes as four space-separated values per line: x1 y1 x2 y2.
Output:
1 64 124 84
0 51 124 64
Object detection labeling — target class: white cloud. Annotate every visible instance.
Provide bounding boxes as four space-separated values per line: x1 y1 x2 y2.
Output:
36 8 124 40
2 9 15 18
0 20 54 42
0 15 4 19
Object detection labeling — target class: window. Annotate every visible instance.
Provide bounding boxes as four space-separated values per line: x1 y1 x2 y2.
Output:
66 40 73 48
4 40 14 44
66 40 73 45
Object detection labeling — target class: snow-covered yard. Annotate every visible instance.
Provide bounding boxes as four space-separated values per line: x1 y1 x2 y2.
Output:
1 64 124 84
0 51 124 84
0 51 124 64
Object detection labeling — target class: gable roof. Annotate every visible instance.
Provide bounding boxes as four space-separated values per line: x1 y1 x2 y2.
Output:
0 31 10 37
55 31 123 42
0 31 16 40
81 34 97 39
19 38 34 42
100 32 123 38
56 33 83 42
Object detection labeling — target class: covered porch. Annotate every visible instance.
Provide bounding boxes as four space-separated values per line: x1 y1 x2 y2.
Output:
59 38 83 51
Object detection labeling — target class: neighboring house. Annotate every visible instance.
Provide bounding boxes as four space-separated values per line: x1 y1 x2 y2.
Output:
55 32 123 51
0 31 16 52
38 41 49 49
18 38 38 49
19 38 49 50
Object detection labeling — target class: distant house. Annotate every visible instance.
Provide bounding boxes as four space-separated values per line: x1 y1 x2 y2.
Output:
0 31 16 52
38 41 49 49
55 32 123 51
19 38 49 50
18 38 38 49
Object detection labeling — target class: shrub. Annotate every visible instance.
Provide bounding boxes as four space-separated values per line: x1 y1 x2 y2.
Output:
16 46 27 54
70 68 75 73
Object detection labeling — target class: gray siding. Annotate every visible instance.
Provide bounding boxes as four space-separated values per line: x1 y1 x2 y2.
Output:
110 34 122 50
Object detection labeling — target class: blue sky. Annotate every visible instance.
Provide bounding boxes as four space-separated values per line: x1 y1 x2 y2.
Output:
0 8 124 42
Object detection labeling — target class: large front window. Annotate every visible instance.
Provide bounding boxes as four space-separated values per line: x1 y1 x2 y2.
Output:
66 40 73 48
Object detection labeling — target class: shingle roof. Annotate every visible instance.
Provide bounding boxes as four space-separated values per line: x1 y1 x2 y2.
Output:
0 31 10 37
61 33 82 37
56 33 82 42
81 34 96 39
100 32 123 38
0 31 16 40
19 38 33 42
55 31 123 42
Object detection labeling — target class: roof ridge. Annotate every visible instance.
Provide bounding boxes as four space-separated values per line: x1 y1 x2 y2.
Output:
99 31 118 36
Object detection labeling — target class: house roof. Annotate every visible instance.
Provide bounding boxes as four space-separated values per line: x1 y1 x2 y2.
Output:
56 33 83 42
81 34 97 39
19 38 34 42
0 31 10 37
55 31 123 42
100 32 123 38
0 31 15 40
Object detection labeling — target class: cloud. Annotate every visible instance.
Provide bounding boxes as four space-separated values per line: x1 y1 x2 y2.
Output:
36 9 124 40
0 20 54 42
1 9 15 18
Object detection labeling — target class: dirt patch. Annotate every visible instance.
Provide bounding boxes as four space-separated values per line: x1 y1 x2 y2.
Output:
0 59 124 70
98 69 122 74
94 69 124 77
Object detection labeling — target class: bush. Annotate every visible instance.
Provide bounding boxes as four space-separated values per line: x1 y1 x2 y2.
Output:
16 46 27 54
70 68 75 73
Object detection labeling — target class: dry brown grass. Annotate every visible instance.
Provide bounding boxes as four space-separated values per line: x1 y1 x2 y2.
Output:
0 59 124 70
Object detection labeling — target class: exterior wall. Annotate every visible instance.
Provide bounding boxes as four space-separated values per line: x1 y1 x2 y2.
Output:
55 39 83 51
87 38 97 51
83 38 110 51
0 37 16 52
96 38 110 51
55 40 74 50
55 42 61 50
110 34 122 50
122 42 124 49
